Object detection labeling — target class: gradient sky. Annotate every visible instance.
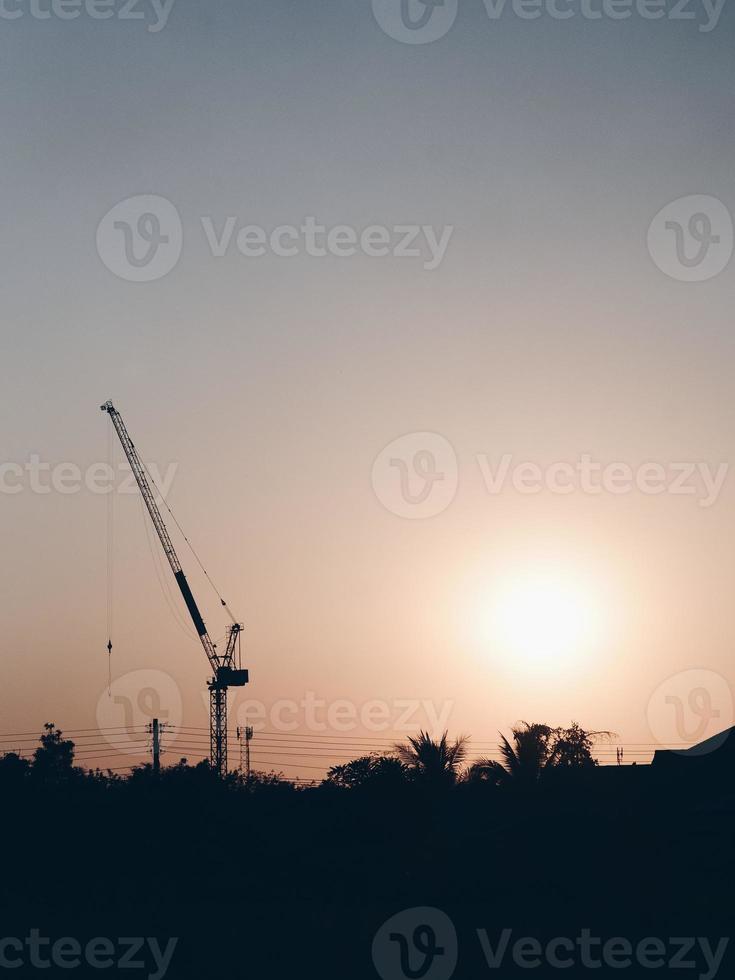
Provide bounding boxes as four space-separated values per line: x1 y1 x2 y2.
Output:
2 0 734 775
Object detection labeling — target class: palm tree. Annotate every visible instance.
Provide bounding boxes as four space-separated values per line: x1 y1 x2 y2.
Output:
499 721 555 783
325 754 408 790
465 722 553 786
395 730 469 786
464 758 506 785
472 721 615 786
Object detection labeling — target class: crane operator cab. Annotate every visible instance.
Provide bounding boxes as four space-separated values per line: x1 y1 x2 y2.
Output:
215 666 249 687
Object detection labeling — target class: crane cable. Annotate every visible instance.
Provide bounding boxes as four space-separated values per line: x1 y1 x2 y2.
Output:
140 460 239 626
106 423 114 696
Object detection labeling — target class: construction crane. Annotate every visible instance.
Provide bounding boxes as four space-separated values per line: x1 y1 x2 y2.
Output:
101 399 248 776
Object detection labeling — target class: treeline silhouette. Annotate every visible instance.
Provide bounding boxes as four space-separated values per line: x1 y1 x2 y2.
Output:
0 720 610 793
0 721 732 978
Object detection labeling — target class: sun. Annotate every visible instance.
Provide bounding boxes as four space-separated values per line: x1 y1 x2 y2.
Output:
474 572 603 672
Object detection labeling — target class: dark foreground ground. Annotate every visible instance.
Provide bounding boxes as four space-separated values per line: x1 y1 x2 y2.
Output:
0 764 732 980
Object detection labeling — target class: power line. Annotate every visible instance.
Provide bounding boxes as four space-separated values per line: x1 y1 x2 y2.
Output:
166 726 690 748
0 726 150 740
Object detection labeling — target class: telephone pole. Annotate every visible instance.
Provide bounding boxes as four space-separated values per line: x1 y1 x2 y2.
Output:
152 718 160 774
237 726 253 783
245 725 253 782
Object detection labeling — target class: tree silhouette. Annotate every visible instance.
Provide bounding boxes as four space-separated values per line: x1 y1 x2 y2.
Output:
0 752 30 789
31 723 76 784
500 721 555 782
395 730 468 787
550 722 612 769
463 757 506 785
325 754 408 790
468 721 613 786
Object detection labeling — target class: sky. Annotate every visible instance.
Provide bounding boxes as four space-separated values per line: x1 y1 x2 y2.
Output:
1 0 735 776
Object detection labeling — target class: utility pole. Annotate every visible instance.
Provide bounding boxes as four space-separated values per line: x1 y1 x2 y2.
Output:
245 725 253 783
237 725 254 783
152 718 160 774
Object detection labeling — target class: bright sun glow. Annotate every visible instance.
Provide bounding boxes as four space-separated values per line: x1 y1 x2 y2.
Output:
474 573 603 672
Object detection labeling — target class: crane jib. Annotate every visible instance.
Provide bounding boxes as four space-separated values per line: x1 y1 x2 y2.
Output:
174 570 207 638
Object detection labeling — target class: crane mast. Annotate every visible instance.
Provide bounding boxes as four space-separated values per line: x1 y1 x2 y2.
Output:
101 400 248 776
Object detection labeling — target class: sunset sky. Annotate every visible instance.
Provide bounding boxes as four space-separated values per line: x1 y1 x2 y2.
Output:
2 1 734 775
